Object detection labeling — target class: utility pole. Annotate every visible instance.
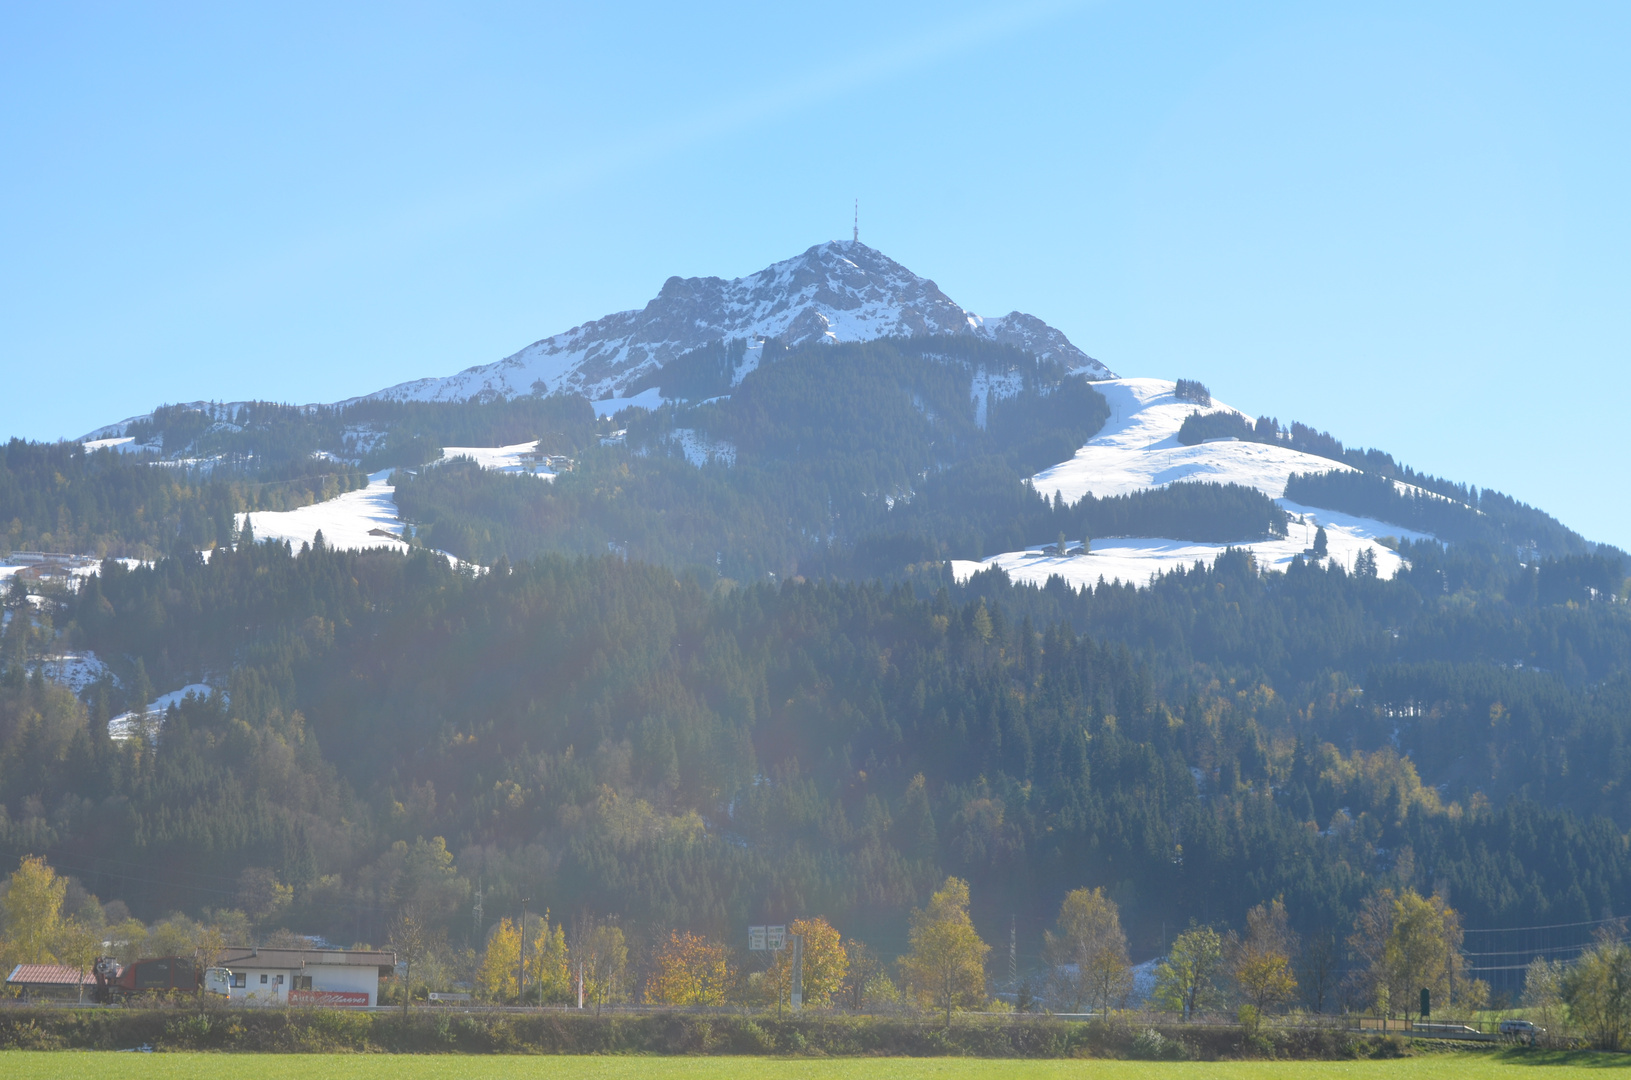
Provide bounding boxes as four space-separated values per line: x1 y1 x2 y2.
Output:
519 897 529 1008
1009 916 1018 988
791 933 803 1012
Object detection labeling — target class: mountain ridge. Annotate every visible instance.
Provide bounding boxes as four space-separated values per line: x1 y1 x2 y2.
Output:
361 240 1114 406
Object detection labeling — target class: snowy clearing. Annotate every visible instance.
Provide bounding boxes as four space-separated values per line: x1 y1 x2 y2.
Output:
970 369 1025 429
949 378 1437 590
440 442 556 479
109 683 220 741
243 471 412 553
592 386 665 418
670 428 737 467
951 506 1422 591
241 471 463 565
82 436 145 453
36 651 116 695
1031 378 1358 503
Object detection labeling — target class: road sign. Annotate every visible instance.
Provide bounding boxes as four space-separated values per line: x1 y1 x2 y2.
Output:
748 926 767 951
767 925 787 951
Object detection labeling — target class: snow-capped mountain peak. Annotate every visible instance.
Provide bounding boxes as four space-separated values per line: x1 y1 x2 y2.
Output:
366 241 1113 405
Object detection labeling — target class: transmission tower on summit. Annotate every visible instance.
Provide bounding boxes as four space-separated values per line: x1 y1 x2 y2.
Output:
853 200 859 244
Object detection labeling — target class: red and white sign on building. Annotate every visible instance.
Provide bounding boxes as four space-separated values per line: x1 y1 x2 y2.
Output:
289 989 371 1007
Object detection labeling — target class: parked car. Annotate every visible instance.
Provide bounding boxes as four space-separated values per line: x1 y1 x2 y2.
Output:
1499 1019 1544 1042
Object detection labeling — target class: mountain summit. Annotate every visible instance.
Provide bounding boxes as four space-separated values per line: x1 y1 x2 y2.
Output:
367 241 1113 404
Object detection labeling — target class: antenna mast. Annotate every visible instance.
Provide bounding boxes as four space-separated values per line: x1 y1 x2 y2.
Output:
853 199 858 244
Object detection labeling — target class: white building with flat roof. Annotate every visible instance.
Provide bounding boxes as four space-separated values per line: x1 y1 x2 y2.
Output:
214 947 395 1006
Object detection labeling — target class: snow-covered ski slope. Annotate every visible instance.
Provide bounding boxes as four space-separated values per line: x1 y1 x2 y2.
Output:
952 379 1432 589
1033 378 1358 502
242 470 414 554
243 446 558 559
365 242 1114 406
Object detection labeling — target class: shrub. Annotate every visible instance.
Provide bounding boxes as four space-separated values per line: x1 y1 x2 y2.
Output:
1131 1026 1190 1060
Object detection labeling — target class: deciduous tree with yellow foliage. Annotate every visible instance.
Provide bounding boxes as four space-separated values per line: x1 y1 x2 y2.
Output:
1043 887 1132 1013
1348 888 1483 1019
899 877 989 1027
1232 899 1299 1033
0 855 102 986
789 916 847 1008
645 930 729 1006
476 917 522 1002
476 911 570 1004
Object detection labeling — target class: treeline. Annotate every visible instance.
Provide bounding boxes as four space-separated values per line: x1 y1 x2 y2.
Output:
1282 470 1623 567
627 336 749 400
7 394 597 559
1178 412 1594 559
122 394 596 472
0 439 365 558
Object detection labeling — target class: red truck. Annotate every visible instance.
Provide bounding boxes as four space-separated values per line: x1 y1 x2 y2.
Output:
92 956 229 1003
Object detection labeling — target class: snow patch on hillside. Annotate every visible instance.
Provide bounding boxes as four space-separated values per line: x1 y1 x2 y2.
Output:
1031 378 1359 503
970 369 1025 430
951 378 1438 590
440 443 555 479
952 506 1422 591
243 471 412 553
35 651 116 694
670 429 737 467
109 684 221 741
83 436 144 453
592 387 665 418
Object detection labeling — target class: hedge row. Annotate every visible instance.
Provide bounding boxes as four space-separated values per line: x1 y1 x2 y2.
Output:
0 1008 1426 1058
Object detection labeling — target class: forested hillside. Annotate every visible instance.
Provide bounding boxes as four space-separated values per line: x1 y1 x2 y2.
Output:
0 439 364 558
3 331 1629 1006
3 523 1628 975
391 338 1297 577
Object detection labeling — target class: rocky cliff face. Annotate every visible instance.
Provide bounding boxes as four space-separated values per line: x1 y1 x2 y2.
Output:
367 241 1112 404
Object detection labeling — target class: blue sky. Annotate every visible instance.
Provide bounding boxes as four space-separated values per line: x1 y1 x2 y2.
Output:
3 2 1628 547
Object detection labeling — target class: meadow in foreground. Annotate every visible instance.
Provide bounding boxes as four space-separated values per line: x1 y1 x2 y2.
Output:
5 1049 1631 1080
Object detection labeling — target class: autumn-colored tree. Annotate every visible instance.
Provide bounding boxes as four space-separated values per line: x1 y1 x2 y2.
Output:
1232 900 1299 1031
1043 887 1132 1013
1153 924 1227 1020
1349 888 1473 1019
0 855 66 966
526 913 571 1004
898 877 989 1027
645 930 729 1006
476 918 521 1001
788 916 847 1008
0 855 107 997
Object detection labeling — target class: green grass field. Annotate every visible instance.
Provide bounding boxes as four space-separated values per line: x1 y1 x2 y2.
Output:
4 1051 1630 1079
